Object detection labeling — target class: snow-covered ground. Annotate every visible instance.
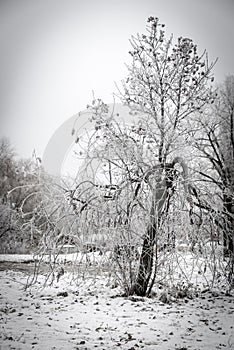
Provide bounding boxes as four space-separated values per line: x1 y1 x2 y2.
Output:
0 255 234 350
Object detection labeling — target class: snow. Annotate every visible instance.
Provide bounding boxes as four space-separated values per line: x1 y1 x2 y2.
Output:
0 254 36 263
0 259 234 350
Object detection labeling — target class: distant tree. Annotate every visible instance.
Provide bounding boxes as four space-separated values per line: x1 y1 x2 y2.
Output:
0 137 16 202
194 76 234 262
8 158 41 215
0 138 46 252
0 138 21 252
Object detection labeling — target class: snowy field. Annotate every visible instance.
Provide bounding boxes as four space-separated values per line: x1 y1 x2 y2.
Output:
0 254 234 350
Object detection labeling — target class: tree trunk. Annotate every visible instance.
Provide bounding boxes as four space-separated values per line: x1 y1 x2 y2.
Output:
130 157 189 296
130 173 168 296
223 194 234 257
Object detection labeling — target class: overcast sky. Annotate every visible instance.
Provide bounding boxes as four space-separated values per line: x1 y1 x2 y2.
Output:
0 0 234 160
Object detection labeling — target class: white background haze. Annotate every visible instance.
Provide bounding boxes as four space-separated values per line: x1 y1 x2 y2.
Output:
0 0 233 161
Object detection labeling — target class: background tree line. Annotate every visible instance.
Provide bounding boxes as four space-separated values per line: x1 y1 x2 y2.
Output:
0 138 45 253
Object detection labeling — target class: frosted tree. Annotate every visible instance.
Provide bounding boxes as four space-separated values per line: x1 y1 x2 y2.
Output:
70 17 216 296
115 17 216 295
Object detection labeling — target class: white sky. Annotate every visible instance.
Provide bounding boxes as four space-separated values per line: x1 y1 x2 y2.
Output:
0 0 234 160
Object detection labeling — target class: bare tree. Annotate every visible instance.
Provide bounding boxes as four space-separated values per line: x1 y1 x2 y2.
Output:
114 17 216 295
26 18 223 295
63 17 217 296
